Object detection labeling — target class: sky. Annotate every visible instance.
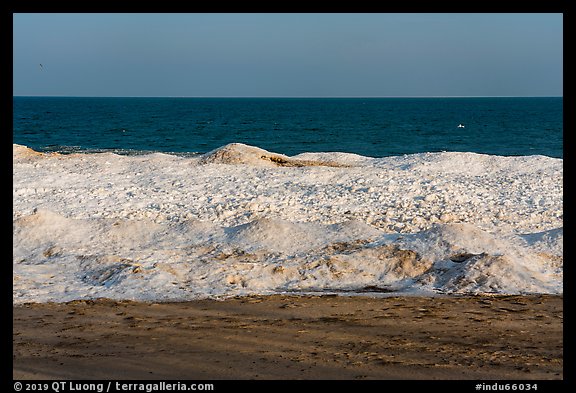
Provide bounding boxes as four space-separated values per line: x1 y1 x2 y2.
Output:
12 13 563 97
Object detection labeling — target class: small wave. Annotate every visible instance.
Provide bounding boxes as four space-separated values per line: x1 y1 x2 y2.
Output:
12 144 202 158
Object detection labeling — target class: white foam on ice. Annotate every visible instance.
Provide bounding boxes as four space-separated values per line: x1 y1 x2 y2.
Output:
13 143 563 303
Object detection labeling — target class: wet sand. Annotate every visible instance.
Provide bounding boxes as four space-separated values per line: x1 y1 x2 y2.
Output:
13 294 562 380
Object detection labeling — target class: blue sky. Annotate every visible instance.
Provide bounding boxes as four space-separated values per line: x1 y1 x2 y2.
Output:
13 13 563 97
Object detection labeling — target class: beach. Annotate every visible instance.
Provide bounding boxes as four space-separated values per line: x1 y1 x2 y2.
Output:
13 294 562 380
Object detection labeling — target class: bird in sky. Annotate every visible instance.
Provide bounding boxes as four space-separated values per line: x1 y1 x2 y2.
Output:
39 63 44 70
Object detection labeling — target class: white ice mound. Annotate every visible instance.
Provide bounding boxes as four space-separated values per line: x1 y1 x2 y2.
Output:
291 151 371 167
199 143 286 166
519 228 563 256
375 151 562 176
398 223 563 295
13 209 92 258
13 143 563 302
419 253 560 295
397 223 515 261
13 209 562 303
199 143 351 167
13 144 46 161
225 218 382 254
226 219 324 253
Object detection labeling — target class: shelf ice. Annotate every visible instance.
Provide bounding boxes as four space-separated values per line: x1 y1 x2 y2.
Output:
13 143 563 303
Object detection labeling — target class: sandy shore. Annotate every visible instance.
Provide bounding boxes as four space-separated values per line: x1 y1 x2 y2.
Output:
13 294 562 380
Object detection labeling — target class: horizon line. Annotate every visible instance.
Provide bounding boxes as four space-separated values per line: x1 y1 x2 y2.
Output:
13 94 564 98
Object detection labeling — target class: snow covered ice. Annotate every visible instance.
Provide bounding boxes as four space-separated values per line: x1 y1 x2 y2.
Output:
13 143 563 303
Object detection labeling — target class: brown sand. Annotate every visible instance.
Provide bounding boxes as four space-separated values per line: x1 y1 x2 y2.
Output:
13 294 562 380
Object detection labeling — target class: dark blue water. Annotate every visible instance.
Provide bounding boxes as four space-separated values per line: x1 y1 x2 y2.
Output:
13 97 563 158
